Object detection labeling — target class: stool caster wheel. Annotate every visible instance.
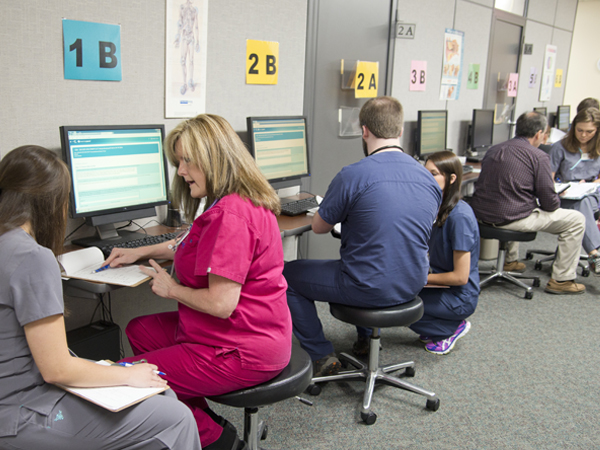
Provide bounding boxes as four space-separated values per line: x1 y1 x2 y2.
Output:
404 367 416 377
525 291 533 300
582 267 590 277
426 398 440 411
532 278 540 287
361 411 377 425
534 261 543 271
525 252 533 260
306 383 321 396
261 424 268 440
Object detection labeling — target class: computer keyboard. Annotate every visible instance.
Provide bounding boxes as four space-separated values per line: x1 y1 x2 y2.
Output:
462 164 474 174
280 196 319 216
98 232 180 258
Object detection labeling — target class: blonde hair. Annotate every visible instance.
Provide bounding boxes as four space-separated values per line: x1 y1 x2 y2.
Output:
165 114 281 222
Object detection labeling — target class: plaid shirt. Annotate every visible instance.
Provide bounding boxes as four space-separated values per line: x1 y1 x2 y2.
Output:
470 136 560 224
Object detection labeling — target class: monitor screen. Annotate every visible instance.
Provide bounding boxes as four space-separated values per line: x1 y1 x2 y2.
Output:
246 116 310 187
557 105 571 131
60 124 169 245
416 110 447 159
471 109 494 149
533 107 547 117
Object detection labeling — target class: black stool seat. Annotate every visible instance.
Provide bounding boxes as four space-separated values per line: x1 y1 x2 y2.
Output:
479 224 536 242
329 298 423 329
478 223 540 299
208 345 312 449
310 297 439 425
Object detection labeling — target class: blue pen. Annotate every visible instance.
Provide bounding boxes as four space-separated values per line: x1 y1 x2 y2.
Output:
115 361 166 376
92 264 110 274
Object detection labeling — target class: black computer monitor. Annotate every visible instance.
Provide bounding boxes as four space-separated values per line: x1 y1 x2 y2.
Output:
557 105 571 131
246 116 310 189
533 107 547 117
60 124 169 246
471 109 494 149
416 110 448 160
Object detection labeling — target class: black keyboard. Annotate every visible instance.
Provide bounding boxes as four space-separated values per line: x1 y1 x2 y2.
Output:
462 164 474 174
98 232 180 258
280 197 319 216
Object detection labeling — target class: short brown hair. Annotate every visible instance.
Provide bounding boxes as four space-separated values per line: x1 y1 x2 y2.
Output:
0 145 70 255
165 114 281 222
359 96 404 138
577 97 600 113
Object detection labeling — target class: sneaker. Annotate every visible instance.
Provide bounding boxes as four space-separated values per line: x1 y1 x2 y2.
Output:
588 254 600 274
352 334 370 357
503 260 526 273
425 320 471 355
312 352 341 377
418 335 432 343
544 279 586 295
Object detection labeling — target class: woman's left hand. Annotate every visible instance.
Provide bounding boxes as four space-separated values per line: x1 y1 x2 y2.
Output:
140 259 178 299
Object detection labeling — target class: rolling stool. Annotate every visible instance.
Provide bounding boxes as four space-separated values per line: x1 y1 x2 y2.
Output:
479 223 540 299
208 345 313 450
307 298 440 425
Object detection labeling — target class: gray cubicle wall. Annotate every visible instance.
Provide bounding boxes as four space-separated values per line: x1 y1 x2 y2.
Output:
0 0 308 343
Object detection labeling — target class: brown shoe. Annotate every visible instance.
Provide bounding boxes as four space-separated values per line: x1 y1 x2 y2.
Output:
545 279 585 295
503 260 526 273
312 352 341 377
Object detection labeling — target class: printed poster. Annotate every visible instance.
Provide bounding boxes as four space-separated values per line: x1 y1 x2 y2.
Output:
539 45 557 102
440 29 464 101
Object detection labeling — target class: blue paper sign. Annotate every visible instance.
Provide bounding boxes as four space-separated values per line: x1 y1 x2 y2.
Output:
63 19 122 81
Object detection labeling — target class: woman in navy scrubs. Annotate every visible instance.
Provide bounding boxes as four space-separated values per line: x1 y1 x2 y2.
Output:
409 151 480 355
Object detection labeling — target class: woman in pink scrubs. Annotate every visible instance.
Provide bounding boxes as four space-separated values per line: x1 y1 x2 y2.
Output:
104 114 291 450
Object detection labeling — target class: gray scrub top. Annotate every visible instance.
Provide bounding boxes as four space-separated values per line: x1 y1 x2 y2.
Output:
550 141 600 182
0 228 66 437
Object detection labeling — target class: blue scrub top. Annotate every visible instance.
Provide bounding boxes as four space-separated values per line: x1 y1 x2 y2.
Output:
550 141 600 182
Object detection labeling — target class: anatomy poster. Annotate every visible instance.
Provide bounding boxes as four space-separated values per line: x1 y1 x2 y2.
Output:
165 0 208 118
440 29 464 101
539 45 557 102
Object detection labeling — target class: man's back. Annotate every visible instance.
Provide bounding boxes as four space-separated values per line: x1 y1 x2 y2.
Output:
318 151 441 303
470 136 559 224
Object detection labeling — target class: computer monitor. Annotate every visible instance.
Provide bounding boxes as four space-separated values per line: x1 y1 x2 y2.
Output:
533 107 547 117
246 116 310 188
59 124 169 247
416 110 448 160
471 109 494 150
557 105 571 131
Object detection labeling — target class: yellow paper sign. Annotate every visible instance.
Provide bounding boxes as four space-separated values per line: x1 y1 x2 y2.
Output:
355 61 379 98
554 69 563 88
246 40 279 85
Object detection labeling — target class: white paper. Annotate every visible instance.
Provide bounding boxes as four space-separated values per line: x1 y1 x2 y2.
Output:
555 182 598 200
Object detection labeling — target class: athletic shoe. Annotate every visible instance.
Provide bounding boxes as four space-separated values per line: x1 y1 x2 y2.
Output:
588 254 600 274
544 279 585 295
425 320 471 355
503 260 526 273
312 352 341 377
418 335 432 343
352 334 370 356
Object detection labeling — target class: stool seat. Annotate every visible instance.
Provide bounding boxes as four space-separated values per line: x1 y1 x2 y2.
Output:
209 344 312 408
479 224 537 242
208 345 312 450
329 298 423 329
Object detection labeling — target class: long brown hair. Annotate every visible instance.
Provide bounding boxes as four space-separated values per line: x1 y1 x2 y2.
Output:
561 107 600 158
165 114 281 223
426 151 462 227
0 146 70 255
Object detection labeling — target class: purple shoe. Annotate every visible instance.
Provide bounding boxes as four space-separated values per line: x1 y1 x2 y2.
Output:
425 320 471 355
418 335 432 343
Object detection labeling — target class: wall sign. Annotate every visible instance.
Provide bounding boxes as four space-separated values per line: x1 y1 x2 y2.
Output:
554 69 563 88
409 61 427 91
466 63 480 90
396 23 416 39
528 67 538 88
539 44 557 102
62 19 121 81
440 28 464 101
354 61 379 98
246 40 279 85
507 73 518 97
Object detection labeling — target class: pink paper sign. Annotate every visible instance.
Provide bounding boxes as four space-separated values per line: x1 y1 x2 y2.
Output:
507 73 518 97
410 60 427 91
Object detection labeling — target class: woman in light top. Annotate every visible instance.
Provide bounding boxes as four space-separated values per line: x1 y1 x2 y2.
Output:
550 107 600 273
0 145 200 450
105 114 292 450
409 151 479 355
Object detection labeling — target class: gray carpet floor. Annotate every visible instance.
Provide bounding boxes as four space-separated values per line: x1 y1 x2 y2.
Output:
211 231 600 449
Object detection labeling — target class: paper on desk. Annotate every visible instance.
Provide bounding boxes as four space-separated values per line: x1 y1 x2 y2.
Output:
555 182 599 200
58 247 151 287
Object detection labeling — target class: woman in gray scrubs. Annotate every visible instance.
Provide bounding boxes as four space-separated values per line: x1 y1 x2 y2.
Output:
0 146 201 450
550 107 600 273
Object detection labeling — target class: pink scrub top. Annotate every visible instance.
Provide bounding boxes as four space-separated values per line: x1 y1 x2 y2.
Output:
173 193 291 371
